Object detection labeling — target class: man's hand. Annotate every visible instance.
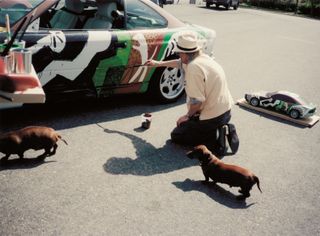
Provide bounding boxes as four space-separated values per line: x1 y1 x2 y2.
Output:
144 59 180 68
144 59 159 67
177 115 189 126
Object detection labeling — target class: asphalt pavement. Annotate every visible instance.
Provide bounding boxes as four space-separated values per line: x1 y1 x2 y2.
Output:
1 4 320 236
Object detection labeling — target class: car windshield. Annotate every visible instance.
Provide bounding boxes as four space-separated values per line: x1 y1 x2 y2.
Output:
0 0 45 27
292 95 307 105
150 0 160 4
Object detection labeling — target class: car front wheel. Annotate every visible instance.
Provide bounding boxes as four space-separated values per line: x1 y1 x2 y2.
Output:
148 64 185 103
225 1 231 9
289 109 300 119
250 97 259 107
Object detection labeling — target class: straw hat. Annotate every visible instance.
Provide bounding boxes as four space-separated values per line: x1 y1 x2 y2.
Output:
174 32 201 53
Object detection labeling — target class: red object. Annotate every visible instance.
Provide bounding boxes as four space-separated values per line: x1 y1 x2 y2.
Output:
0 73 41 92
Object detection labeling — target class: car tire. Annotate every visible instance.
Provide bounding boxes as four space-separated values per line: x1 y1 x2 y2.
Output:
225 1 231 10
250 97 259 107
216 4 220 8
206 2 210 8
289 109 300 119
148 56 185 104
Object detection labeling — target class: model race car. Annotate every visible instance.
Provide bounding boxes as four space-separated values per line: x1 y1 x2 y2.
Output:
245 91 316 119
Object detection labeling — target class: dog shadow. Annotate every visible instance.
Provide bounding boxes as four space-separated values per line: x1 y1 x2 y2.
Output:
0 157 56 171
101 127 197 176
172 178 255 209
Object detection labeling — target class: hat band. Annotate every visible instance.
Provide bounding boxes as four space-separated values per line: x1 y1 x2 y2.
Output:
177 44 197 52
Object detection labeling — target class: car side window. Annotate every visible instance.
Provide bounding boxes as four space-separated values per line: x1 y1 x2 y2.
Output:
282 96 297 104
0 3 31 26
126 0 167 29
271 94 284 101
272 94 295 104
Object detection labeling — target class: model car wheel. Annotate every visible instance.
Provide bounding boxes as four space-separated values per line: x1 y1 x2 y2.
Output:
250 97 259 107
149 59 184 103
289 109 300 119
206 2 210 8
233 2 239 9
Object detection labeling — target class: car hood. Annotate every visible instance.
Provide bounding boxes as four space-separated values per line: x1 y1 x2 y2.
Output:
299 104 317 110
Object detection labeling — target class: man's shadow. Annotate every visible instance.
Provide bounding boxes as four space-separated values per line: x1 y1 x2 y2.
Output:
172 178 255 209
101 126 198 176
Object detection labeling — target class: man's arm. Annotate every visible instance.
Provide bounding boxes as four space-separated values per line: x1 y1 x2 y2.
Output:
177 98 202 126
186 98 202 118
144 59 180 68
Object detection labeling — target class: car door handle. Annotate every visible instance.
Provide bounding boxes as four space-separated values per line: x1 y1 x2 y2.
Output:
114 42 127 49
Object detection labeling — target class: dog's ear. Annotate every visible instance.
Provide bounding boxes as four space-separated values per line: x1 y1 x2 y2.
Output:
187 147 203 159
186 149 195 159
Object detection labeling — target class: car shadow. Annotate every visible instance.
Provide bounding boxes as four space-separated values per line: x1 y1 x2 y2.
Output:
172 178 255 209
0 157 56 171
0 93 185 132
101 127 198 176
198 6 234 11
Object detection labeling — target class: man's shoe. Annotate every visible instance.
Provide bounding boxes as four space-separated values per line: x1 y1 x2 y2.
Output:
216 125 228 156
226 123 239 154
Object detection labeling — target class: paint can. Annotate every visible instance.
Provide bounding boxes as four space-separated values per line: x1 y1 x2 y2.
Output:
141 113 152 129
0 54 12 74
11 48 32 74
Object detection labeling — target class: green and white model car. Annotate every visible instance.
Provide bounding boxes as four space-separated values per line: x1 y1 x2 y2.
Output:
245 91 316 119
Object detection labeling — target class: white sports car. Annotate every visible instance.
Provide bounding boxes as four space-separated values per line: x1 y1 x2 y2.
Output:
0 0 216 109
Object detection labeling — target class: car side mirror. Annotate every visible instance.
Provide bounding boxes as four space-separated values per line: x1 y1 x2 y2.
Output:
111 10 124 29
111 10 124 19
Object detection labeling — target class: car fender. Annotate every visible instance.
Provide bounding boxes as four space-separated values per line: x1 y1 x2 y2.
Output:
288 105 306 117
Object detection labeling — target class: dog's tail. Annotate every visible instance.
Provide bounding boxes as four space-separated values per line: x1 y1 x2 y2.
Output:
57 134 68 145
253 175 262 193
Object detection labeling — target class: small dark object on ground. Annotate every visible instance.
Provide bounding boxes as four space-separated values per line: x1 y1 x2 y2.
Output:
141 113 152 129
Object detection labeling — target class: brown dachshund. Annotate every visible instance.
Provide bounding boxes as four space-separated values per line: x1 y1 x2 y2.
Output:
0 126 68 162
187 145 262 200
